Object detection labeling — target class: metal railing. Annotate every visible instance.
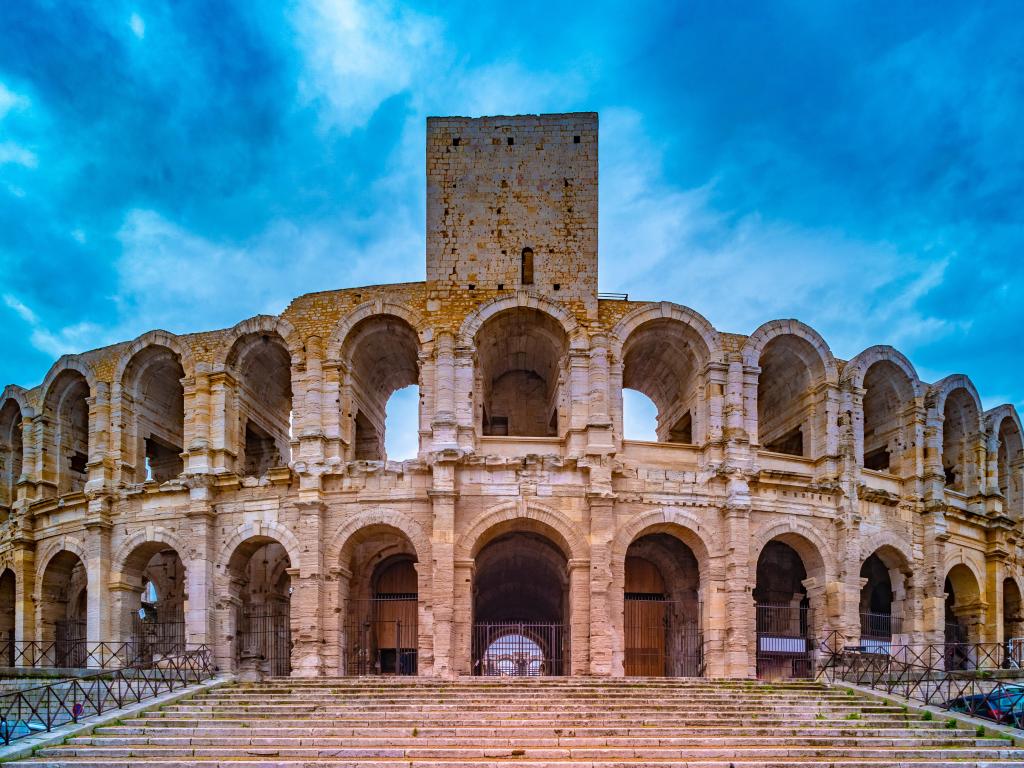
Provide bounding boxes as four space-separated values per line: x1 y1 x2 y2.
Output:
756 603 814 679
0 645 214 745
0 640 174 670
344 596 418 676
623 596 704 677
818 631 1024 729
472 622 568 676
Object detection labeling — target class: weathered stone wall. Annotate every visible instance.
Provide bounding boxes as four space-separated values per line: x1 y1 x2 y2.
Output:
0 113 1021 680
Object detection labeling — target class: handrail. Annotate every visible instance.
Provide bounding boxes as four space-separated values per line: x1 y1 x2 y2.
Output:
817 631 1024 729
0 639 187 670
0 645 214 745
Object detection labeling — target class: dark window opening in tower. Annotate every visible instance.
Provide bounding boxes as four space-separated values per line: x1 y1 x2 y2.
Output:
521 248 534 286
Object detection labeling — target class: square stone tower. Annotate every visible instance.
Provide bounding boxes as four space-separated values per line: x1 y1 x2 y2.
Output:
426 113 598 305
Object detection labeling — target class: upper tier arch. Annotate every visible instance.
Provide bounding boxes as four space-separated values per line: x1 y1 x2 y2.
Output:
841 345 923 398
213 315 304 369
609 302 723 364
741 319 839 384
457 291 586 350
326 300 432 362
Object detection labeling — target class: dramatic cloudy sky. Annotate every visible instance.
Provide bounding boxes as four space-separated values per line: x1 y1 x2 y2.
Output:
1 1 1022 453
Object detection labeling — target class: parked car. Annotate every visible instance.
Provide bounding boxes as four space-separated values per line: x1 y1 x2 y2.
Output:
946 684 1024 728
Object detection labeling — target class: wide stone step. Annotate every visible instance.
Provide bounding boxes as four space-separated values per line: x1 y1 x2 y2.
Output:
16 761 1024 768
34 745 1024 760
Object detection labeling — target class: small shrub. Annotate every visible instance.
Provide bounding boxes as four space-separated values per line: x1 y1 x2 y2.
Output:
945 718 957 729
976 725 986 737
922 710 933 721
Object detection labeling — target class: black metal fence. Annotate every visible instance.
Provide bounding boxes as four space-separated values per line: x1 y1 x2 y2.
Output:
344 596 417 675
473 622 568 676
0 645 214 745
130 616 186 663
0 640 149 670
756 602 814 679
236 604 291 677
819 631 1024 729
54 619 87 668
623 596 703 676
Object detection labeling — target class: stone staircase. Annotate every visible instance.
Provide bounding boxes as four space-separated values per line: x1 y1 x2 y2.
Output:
14 677 1024 767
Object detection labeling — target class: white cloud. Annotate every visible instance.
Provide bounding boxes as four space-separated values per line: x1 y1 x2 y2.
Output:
0 142 37 168
291 0 444 131
129 13 145 39
3 294 38 325
0 83 29 120
3 293 114 359
598 108 955 363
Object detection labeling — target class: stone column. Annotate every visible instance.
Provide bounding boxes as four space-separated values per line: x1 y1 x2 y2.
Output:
84 507 112 660
431 333 458 452
86 382 112 493
12 541 36 644
722 503 753 677
568 557 591 675
452 559 474 676
290 501 325 677
587 496 615 676
184 483 216 647
207 372 236 474
453 345 476 452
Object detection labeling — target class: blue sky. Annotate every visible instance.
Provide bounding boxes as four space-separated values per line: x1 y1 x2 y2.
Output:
1 1 1023 454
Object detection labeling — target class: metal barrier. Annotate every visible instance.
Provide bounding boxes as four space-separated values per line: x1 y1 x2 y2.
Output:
0 640 168 670
756 603 814 679
472 622 568 676
818 631 1024 730
344 597 418 676
235 604 291 677
0 645 214 745
623 596 703 676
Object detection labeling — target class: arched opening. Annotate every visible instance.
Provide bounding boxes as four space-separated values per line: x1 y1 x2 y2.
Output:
227 334 292 477
339 525 419 676
757 335 826 457
1004 578 1023 659
858 551 907 648
39 551 87 666
942 389 980 494
0 400 23 515
862 360 914 474
475 308 568 438
116 543 186 660
228 537 292 676
45 371 90 495
945 564 982 669
754 537 824 679
472 530 569 675
623 533 702 676
621 319 709 445
996 417 1023 519
0 568 15 663
122 346 185 483
342 315 420 462
622 389 658 441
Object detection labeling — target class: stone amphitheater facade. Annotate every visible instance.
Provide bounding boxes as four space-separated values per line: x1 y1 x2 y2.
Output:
0 112 1021 680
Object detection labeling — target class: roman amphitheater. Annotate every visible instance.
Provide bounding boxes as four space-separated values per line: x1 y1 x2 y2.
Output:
0 112 1021 686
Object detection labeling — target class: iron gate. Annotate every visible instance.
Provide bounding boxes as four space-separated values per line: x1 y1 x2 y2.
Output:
236 604 291 677
624 596 703 676
131 615 186 663
344 596 418 675
54 618 87 667
755 602 813 679
472 622 568 676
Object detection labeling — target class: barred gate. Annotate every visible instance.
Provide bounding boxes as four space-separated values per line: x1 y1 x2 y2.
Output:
54 618 86 668
472 622 568 676
624 596 703 676
755 603 813 679
130 616 186 663
343 596 418 675
236 604 291 677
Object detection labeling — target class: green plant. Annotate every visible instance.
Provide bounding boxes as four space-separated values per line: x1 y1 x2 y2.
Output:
922 710 933 721
976 725 986 737
845 712 861 720
945 718 957 729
